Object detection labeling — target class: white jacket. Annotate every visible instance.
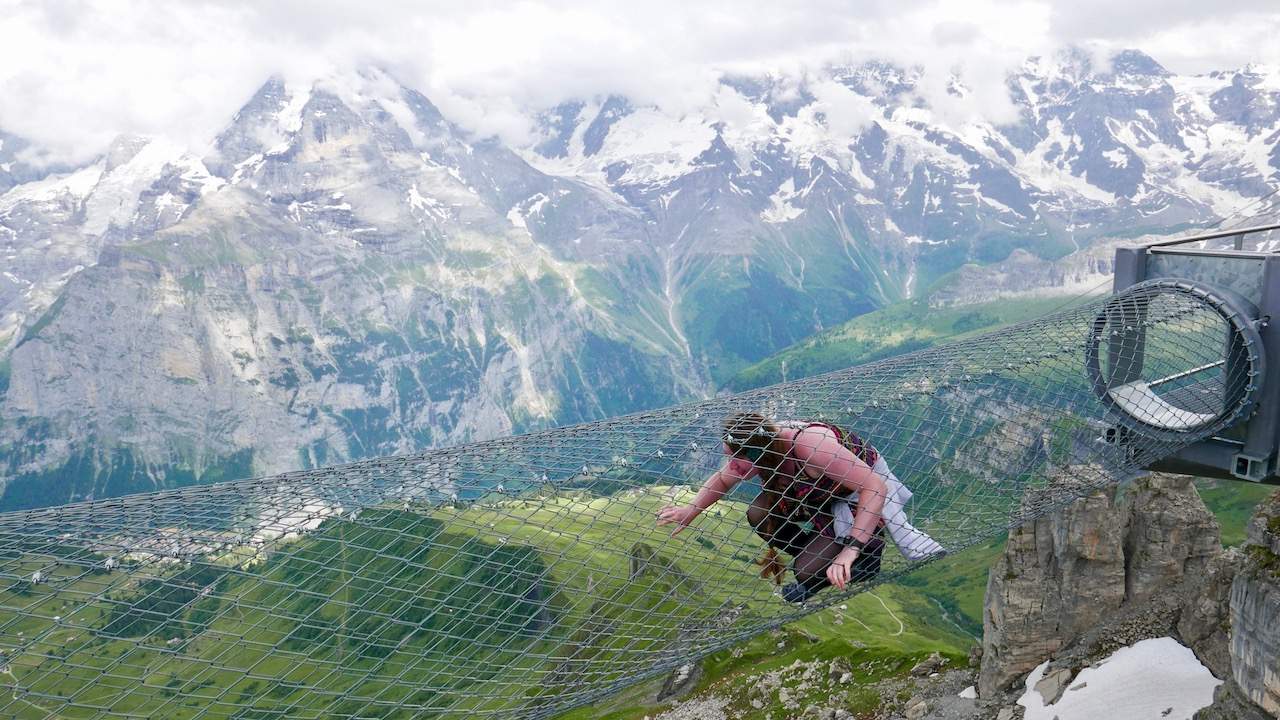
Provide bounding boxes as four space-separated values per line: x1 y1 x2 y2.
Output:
832 456 944 561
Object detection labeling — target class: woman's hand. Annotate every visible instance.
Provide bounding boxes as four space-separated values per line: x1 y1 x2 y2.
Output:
826 546 861 590
656 505 699 536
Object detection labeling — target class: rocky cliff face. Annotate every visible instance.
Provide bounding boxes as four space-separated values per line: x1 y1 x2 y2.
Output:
979 473 1223 697
925 241 1117 308
1178 547 1241 684
1124 474 1226 604
979 474 1128 696
980 474 1280 720
1230 490 1280 715
0 72 710 509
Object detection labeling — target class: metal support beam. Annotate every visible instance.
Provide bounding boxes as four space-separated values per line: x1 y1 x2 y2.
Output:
1238 255 1280 479
1148 437 1280 484
1112 246 1147 292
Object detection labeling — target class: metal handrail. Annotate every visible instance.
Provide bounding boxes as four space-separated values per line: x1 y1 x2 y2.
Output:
1141 221 1280 249
1147 247 1273 258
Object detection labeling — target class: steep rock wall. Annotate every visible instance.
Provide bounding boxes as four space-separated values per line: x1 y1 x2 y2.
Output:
979 473 1223 697
1229 490 1280 715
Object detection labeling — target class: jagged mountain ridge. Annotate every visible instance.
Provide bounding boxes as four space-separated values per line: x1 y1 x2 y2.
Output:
0 50 1277 509
0 70 711 509
527 50 1279 284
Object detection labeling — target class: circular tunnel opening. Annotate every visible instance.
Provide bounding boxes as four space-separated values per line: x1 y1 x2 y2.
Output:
1085 279 1265 439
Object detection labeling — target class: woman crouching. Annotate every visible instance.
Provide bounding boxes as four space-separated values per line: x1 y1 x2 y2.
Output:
657 412 941 603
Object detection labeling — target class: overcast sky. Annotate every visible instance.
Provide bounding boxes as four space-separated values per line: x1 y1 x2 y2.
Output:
2 0 1278 164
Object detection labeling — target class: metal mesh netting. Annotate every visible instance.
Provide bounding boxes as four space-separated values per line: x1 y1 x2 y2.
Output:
0 279 1262 719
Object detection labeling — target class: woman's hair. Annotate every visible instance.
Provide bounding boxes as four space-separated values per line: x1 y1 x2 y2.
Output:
722 412 789 537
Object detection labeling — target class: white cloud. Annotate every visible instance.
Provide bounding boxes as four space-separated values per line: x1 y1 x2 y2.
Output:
810 81 880 138
0 0 1277 165
710 85 769 133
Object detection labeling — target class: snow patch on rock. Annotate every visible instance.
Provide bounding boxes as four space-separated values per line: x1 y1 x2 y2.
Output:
0 163 103 211
1017 637 1220 720
760 178 804 223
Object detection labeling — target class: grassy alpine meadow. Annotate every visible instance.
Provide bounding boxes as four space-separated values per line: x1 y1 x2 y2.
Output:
0 477 1263 720
726 294 1101 392
554 583 976 720
0 483 973 720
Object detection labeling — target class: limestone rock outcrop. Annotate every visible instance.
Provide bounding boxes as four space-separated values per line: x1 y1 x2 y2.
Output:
980 472 1280 720
1123 474 1223 603
978 476 1127 696
979 473 1225 698
1179 547 1243 682
1229 491 1280 715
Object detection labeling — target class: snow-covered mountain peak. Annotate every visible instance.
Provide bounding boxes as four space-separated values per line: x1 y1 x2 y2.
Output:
1108 49 1173 79
523 48 1278 233
103 134 153 172
2 49 1280 509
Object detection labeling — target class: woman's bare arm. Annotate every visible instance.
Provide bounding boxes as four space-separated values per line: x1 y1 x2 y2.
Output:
656 461 755 535
689 467 742 510
791 427 887 545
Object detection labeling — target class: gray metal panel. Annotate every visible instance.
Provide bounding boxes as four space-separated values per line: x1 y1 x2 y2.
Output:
1113 246 1147 291
1241 255 1280 468
1109 224 1280 482
1146 254 1267 306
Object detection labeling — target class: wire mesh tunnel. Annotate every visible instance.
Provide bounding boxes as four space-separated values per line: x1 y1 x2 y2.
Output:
0 280 1264 719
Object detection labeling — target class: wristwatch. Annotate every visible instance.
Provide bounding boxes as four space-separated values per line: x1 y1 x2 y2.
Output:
835 535 866 551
